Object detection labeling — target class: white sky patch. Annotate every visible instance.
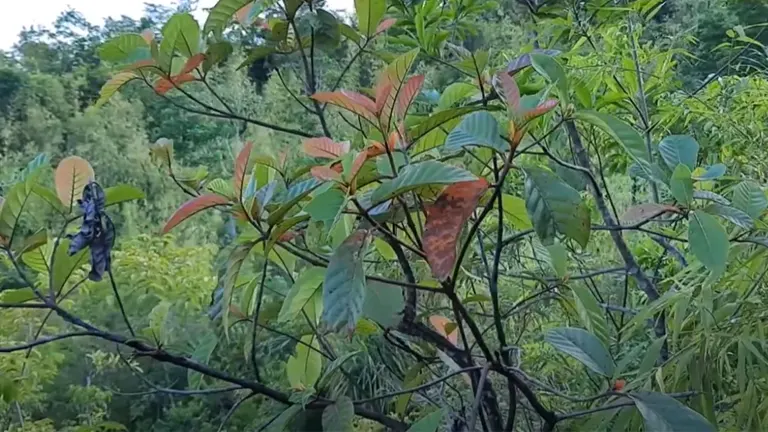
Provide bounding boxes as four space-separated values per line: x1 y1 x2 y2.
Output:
0 0 354 50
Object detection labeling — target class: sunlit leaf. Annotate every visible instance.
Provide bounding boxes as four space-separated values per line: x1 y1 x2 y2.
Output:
54 156 95 212
408 106 490 143
204 0 252 36
95 72 139 108
98 34 148 62
438 83 479 109
286 334 323 389
160 13 200 61
355 0 386 37
423 179 489 280
104 185 145 207
501 194 533 229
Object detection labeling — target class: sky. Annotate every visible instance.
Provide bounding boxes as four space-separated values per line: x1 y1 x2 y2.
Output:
0 0 354 50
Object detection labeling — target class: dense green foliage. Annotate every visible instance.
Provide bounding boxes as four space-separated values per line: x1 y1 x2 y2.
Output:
1 0 768 431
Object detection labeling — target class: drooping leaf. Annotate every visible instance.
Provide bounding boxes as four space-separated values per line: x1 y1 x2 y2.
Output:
530 53 569 103
545 327 615 377
732 181 767 219
321 230 370 332
693 163 726 181
429 315 458 346
573 111 647 164
703 203 753 229
95 72 139 107
406 410 445 432
280 267 326 323
658 135 699 170
688 210 729 275
444 112 508 153
523 166 591 247
371 161 476 204
670 164 693 207
423 179 489 280
55 156 95 212
620 203 681 226
188 331 218 389
628 391 715 432
162 194 230 233
286 334 323 390
363 280 404 328
355 0 386 37
303 138 350 159
322 396 354 432
203 0 252 36
571 285 610 348
104 185 145 207
500 194 532 229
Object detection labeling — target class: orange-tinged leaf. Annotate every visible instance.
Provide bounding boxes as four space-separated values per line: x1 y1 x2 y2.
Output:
141 29 154 43
278 231 299 242
349 151 368 181
311 166 341 181
55 156 95 211
374 76 393 114
375 18 397 34
234 141 254 197
429 315 458 346
496 73 520 111
154 73 196 95
163 194 230 233
613 379 626 391
234 2 254 25
180 53 205 75
523 99 558 122
303 138 349 159
423 179 489 280
395 75 425 119
312 91 377 122
365 142 387 159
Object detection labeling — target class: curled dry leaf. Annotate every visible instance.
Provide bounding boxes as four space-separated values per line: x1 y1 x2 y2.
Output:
303 138 350 159
311 166 342 181
621 203 682 226
423 179 490 280
55 156 95 211
429 315 459 346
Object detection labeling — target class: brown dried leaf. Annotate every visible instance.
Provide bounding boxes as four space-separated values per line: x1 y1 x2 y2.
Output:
621 203 681 226
423 179 489 280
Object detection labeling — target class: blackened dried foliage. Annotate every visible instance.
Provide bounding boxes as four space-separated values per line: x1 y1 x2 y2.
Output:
68 182 114 281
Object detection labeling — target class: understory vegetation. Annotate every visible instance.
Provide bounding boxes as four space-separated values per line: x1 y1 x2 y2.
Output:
1 0 768 430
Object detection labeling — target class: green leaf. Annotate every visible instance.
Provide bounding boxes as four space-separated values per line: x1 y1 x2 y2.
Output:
305 188 347 230
0 182 34 241
317 351 360 390
286 334 323 389
407 409 445 432
688 210 729 275
523 165 591 247
52 239 89 294
545 327 615 376
355 0 386 37
444 112 508 153
573 111 647 164
372 237 397 260
266 405 302 432
104 185 145 207
279 267 326 323
628 391 715 432
363 280 404 327
693 164 726 181
188 330 218 389
501 194 533 229
95 72 139 108
20 153 50 183
98 34 148 62
628 162 669 185
658 135 699 170
268 178 322 226
322 396 354 432
408 106 491 143
530 53 569 104
704 203 753 229
669 164 693 206
14 229 47 257
371 161 476 204
221 243 253 333
205 178 235 198
203 41 233 72
438 83 479 109
160 13 200 64
312 9 340 49
732 181 767 219
571 285 609 348
322 230 369 332
693 190 730 205
637 337 666 376
238 46 276 70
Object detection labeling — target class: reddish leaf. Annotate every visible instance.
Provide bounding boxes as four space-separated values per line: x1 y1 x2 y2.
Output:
395 75 425 119
312 91 377 122
375 18 397 34
141 29 154 43
495 73 520 111
278 231 299 242
523 99 559 122
311 166 342 181
234 141 253 197
154 73 196 95
163 194 230 233
374 77 393 115
349 151 368 181
429 315 458 346
364 141 387 159
234 3 255 25
613 379 626 391
423 179 490 280
179 53 206 75
303 138 350 159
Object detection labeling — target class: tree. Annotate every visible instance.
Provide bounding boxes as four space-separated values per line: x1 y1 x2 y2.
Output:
1 0 767 431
